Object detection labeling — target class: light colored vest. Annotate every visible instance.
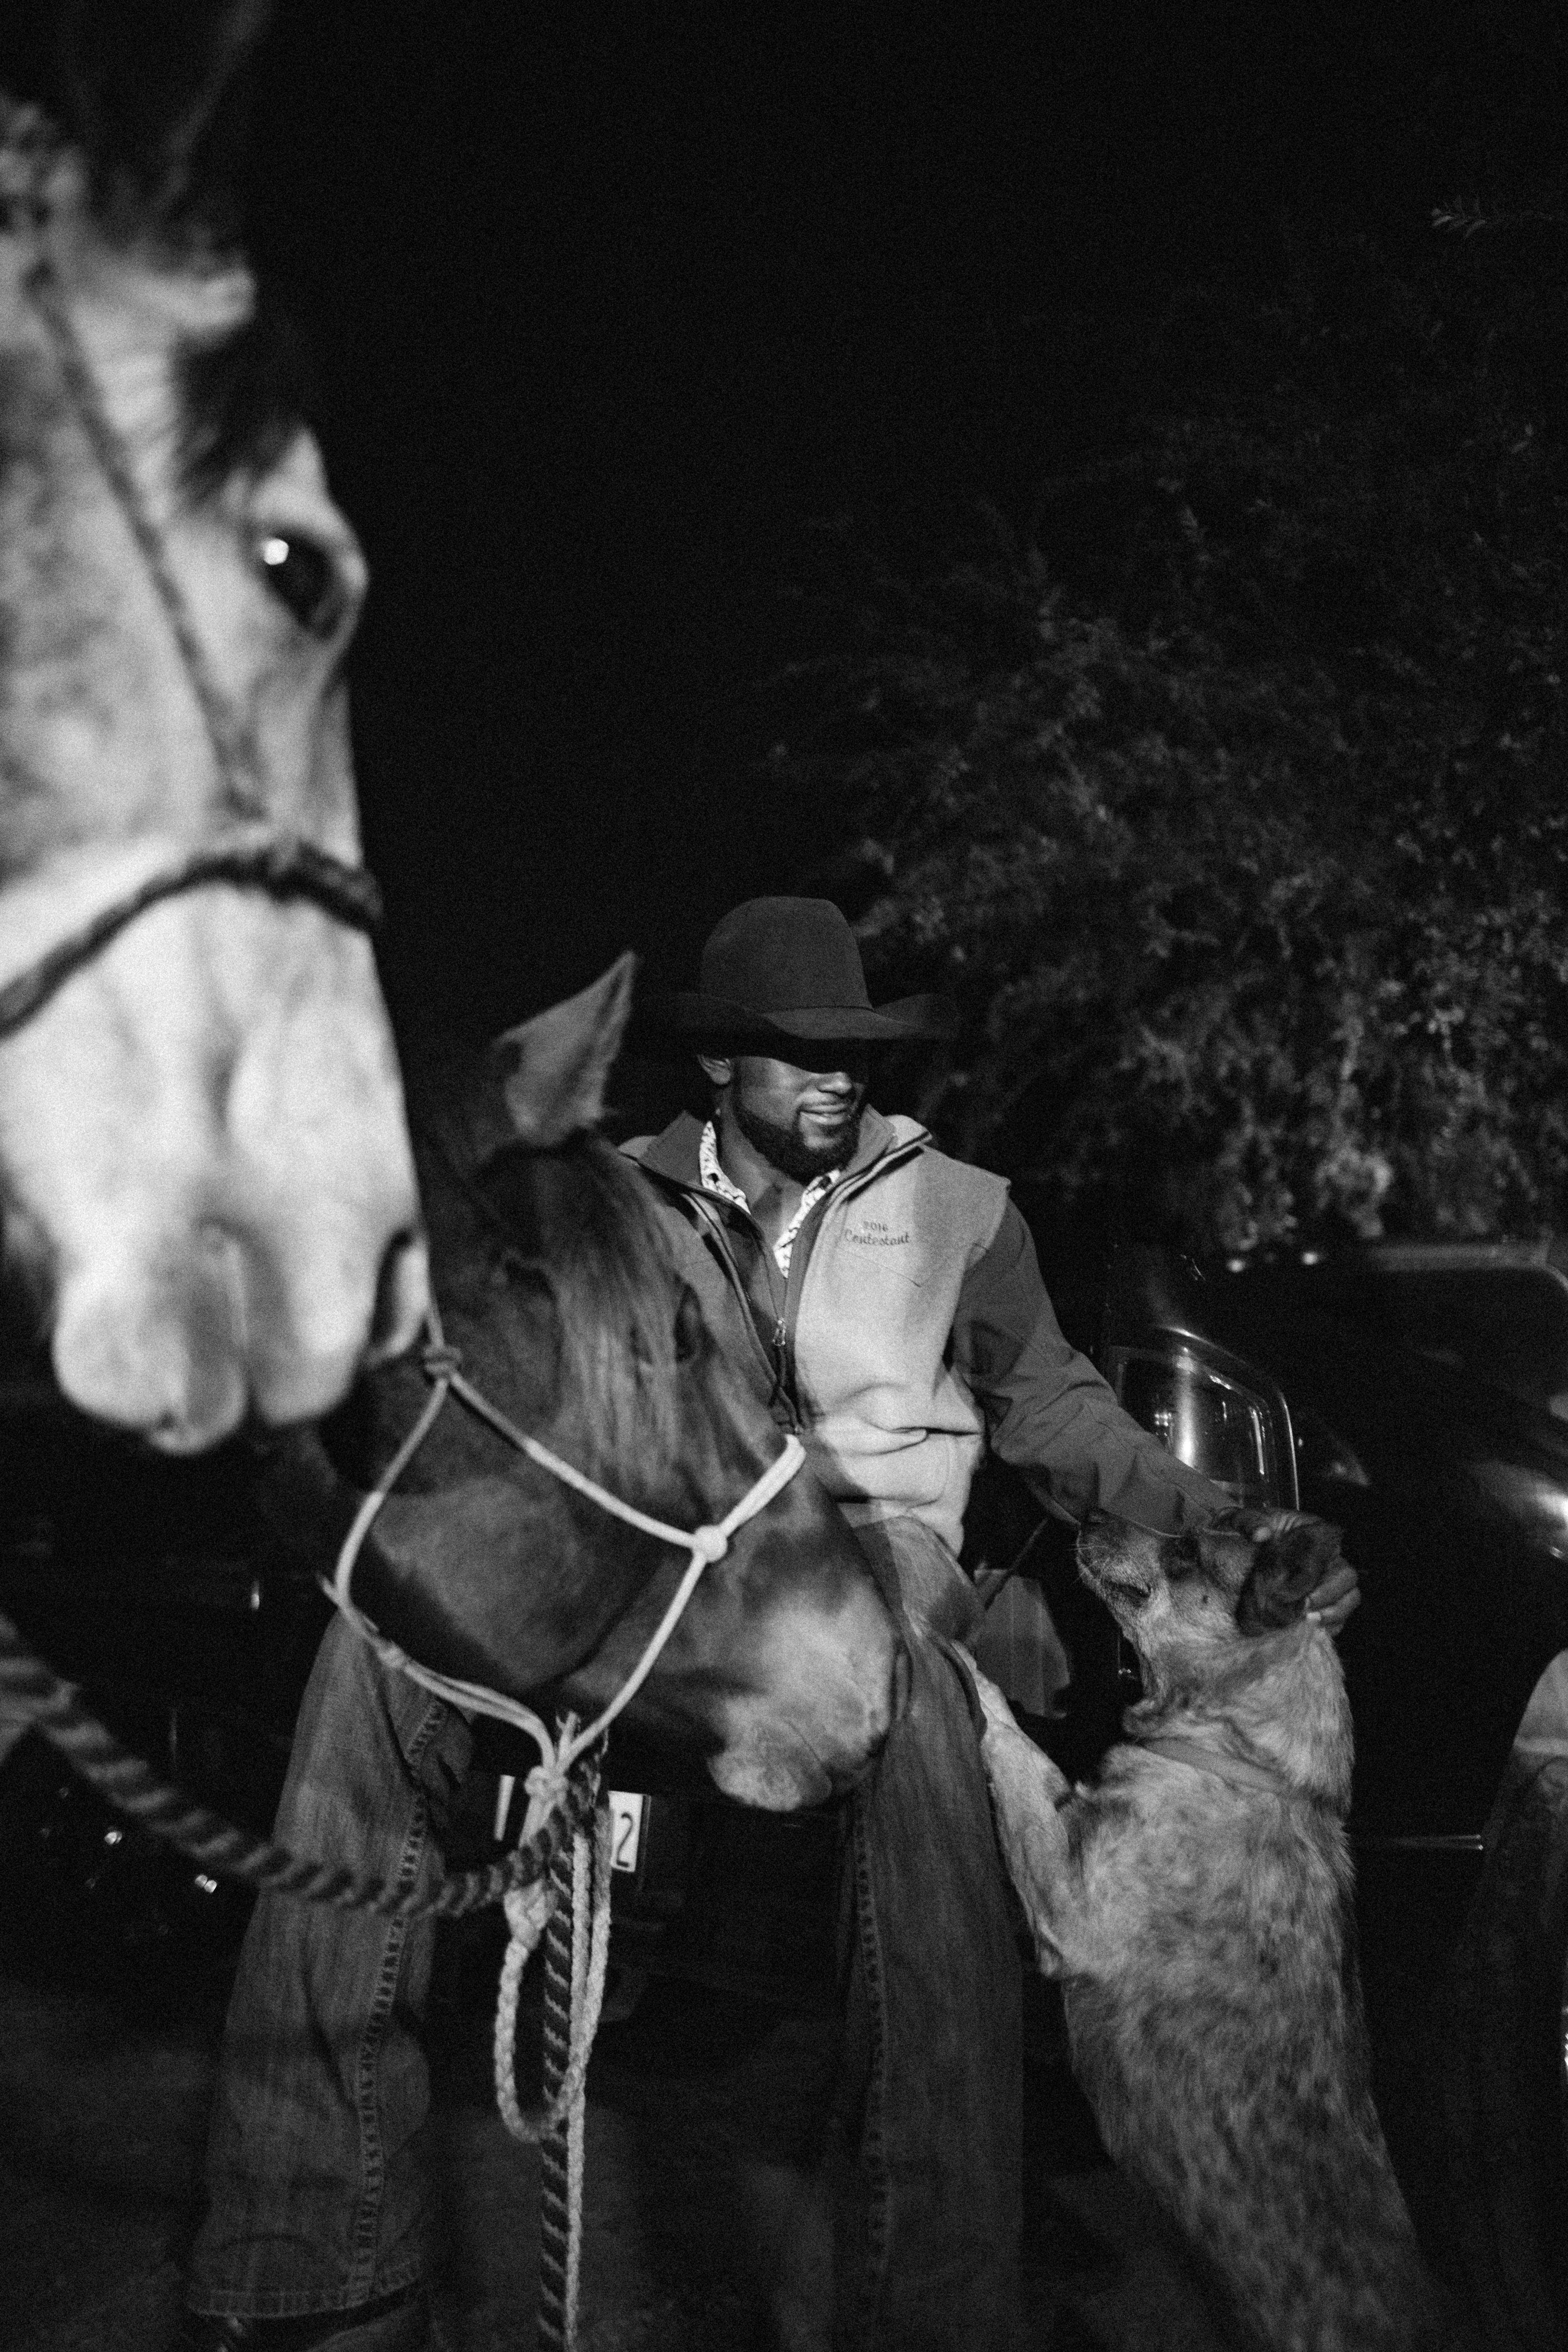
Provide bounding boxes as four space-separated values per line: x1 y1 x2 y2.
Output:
793 1118 1010 1556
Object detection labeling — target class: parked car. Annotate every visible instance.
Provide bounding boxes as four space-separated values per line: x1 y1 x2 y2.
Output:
1104 1236 1568 2352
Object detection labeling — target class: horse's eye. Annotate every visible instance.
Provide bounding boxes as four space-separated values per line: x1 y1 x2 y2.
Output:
255 532 347 639
673 1286 707 1364
497 1247 544 1288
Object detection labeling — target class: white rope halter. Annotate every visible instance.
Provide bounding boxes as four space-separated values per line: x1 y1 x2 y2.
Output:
323 1298 808 2352
323 1297 806 1803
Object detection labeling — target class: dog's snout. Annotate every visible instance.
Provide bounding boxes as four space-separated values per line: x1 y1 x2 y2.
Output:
1075 1510 1120 1570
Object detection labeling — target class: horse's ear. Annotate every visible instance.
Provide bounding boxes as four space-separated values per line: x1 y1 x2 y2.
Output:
57 0 272 241
1237 1517 1342 1635
490 953 638 1148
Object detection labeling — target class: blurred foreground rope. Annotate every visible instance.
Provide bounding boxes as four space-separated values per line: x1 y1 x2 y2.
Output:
0 1606 599 1920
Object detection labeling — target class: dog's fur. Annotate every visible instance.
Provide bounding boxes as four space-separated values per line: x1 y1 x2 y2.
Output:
975 1512 1454 2352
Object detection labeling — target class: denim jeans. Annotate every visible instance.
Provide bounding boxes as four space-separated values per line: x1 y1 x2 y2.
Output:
833 1518 1022 2352
189 1612 472 2316
188 1520 1021 2350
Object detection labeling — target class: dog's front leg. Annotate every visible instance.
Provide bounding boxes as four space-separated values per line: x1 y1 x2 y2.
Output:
969 1664 1083 1976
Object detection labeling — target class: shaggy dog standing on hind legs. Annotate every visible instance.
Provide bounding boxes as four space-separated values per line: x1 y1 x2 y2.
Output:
972 1510 1460 2352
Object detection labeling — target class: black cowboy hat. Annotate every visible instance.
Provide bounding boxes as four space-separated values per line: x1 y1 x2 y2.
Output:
639 898 958 1046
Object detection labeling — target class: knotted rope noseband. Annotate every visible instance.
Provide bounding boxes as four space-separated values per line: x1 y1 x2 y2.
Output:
326 1298 808 1805
328 1307 807 2352
0 1307 806 1907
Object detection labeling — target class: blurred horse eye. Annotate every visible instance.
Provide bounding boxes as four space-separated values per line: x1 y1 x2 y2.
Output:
673 1286 706 1363
256 532 346 638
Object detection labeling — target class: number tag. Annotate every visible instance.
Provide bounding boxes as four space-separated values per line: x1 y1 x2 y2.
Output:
608 1789 645 1874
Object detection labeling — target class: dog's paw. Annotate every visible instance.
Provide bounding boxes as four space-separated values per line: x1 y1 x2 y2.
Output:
972 1663 1073 1817
967 1658 1023 1738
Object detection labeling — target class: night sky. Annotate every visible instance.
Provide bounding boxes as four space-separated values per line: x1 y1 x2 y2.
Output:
15 5 1562 1038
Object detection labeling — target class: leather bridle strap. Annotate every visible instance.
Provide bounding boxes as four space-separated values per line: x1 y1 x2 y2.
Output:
24 253 267 817
0 828 383 1040
0 254 383 1047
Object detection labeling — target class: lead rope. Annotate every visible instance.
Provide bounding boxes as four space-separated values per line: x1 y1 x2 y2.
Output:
537 1808 614 2352
490 1775 614 2149
0 1604 601 1920
323 1302 807 2352
479 1757 614 2352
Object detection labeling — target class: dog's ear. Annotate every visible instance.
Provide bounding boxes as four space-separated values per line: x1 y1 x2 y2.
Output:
1237 1518 1343 1634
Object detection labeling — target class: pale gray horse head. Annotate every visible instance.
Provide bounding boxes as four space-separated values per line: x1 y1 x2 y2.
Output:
0 2 428 1452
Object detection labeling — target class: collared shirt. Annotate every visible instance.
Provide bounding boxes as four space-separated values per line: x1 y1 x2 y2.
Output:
698 1119 843 1278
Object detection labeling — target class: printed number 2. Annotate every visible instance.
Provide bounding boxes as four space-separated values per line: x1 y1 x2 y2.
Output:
608 1790 644 1873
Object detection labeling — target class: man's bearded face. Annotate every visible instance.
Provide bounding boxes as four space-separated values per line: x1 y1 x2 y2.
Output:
729 1052 869 1181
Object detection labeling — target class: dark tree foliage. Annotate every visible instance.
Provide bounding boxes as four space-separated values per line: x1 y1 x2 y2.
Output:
770 229 1568 1258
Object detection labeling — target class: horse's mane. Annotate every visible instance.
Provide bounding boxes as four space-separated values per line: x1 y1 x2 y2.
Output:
479 1138 684 1482
404 1032 685 1486
176 303 312 504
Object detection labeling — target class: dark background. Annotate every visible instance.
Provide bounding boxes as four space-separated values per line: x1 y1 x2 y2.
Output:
216 2 1555 1042
0 32 1561 2339
8 3 1561 1038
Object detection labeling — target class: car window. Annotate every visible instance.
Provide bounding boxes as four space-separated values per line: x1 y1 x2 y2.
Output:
1326 1267 1568 1421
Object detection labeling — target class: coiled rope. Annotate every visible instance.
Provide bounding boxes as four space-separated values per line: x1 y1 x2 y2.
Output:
486 1787 616 2352
537 1814 614 2352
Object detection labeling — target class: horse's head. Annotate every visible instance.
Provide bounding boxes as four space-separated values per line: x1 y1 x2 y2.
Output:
0 3 426 1451
296 957 906 1809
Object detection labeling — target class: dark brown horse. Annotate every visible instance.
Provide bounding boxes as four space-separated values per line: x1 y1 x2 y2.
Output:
279 957 906 1807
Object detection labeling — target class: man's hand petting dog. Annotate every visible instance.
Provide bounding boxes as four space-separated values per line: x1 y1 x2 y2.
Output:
1214 1504 1361 1633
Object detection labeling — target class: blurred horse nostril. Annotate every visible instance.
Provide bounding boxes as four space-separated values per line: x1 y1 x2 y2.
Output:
366 1226 429 1364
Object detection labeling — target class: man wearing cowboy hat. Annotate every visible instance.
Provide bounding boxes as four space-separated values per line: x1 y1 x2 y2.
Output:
627 896 1360 2352
176 898 1356 2352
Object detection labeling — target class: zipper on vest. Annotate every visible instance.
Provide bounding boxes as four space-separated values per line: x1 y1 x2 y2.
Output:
771 1312 790 1410
667 1135 925 1432
771 1138 928 1417
706 1191 803 1426
766 1292 800 1427
778 1243 812 1417
683 1193 797 1422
